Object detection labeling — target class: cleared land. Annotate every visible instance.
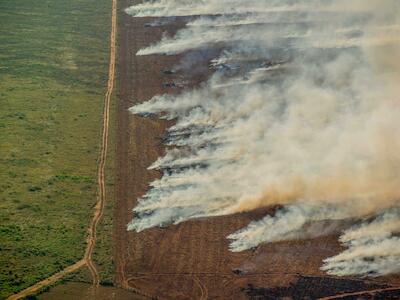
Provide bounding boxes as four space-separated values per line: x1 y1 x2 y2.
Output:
115 1 400 299
0 0 114 298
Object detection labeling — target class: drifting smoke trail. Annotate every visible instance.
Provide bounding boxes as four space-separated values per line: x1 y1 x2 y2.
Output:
127 0 400 276
322 208 400 276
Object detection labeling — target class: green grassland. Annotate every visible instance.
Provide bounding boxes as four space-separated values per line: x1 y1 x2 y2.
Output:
0 0 115 297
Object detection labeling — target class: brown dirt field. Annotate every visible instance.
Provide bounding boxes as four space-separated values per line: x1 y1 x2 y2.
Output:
114 1 400 299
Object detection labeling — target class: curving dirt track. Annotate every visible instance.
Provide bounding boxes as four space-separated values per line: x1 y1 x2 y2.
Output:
7 260 86 300
84 0 117 286
114 1 400 299
6 0 117 298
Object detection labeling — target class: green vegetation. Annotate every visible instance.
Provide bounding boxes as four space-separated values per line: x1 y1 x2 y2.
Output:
94 95 116 286
0 0 114 297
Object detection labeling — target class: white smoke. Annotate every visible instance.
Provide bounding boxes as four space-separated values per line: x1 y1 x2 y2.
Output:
322 208 400 276
126 0 400 276
228 203 356 252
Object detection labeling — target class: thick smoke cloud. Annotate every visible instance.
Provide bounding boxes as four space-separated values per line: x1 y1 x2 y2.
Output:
126 0 400 276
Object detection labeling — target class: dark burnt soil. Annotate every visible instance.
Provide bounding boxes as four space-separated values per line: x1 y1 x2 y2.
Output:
115 1 400 299
243 275 393 300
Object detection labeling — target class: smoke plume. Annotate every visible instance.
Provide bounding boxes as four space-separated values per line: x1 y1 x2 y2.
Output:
126 0 400 276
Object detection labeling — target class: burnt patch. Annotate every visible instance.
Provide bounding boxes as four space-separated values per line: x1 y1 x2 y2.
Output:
243 275 389 300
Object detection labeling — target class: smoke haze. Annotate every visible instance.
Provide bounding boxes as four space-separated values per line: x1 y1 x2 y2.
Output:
126 0 400 276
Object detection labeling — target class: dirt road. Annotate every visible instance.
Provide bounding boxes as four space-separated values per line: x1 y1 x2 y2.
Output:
7 260 86 300
84 0 117 286
6 0 117 298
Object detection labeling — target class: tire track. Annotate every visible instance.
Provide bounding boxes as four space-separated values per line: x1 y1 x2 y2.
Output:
84 0 117 286
6 0 117 298
193 275 208 300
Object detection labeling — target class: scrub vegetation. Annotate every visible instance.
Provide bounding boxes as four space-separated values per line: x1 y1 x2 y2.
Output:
0 0 114 297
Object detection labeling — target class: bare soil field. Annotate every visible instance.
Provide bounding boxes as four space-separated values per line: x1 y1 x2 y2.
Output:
115 1 400 299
